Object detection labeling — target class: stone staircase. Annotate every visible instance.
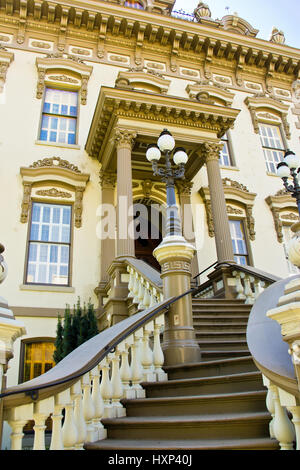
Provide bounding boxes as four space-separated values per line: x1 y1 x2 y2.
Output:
85 299 279 450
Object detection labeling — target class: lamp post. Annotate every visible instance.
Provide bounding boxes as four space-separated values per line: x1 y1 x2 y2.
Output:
277 150 300 268
277 150 300 215
146 129 201 366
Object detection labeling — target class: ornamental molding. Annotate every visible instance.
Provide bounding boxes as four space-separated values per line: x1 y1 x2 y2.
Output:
36 56 93 105
200 181 256 240
185 83 234 107
0 48 14 93
115 70 171 94
266 194 298 243
20 157 89 226
99 170 117 190
245 95 291 139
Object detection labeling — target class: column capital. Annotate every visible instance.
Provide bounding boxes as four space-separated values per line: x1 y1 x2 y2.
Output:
200 142 223 162
99 170 117 190
176 180 194 197
114 128 137 150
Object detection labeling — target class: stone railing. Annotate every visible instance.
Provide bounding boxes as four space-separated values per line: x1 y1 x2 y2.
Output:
193 262 280 303
0 298 174 450
125 258 163 312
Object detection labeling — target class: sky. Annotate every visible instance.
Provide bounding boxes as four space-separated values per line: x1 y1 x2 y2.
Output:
173 0 300 49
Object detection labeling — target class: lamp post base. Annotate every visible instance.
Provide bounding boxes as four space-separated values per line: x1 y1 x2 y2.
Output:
153 235 201 366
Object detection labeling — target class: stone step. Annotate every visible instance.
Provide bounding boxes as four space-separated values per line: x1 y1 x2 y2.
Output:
143 371 264 398
164 356 257 380
100 412 272 441
197 339 249 351
193 322 247 331
195 331 247 341
84 437 279 451
122 390 268 417
200 350 251 361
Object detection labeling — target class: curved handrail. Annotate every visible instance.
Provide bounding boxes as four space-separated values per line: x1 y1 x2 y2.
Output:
0 283 196 408
247 274 300 398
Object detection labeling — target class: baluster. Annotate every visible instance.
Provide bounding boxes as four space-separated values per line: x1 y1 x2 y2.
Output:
71 381 86 450
111 348 126 417
141 321 155 382
91 365 107 440
153 314 167 381
142 281 151 309
127 266 134 299
62 399 78 450
263 375 275 438
137 277 146 310
232 271 246 300
131 329 146 398
50 390 70 450
149 287 158 307
253 277 264 300
132 273 140 304
99 357 113 418
120 336 135 399
82 372 95 442
270 383 295 450
243 274 255 304
33 397 54 450
287 406 300 450
6 403 33 450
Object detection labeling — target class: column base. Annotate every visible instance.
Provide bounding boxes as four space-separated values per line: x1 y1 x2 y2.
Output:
162 334 202 366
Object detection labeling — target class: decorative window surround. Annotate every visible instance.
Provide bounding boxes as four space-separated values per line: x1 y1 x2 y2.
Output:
200 178 256 240
0 46 14 93
36 56 93 105
186 83 235 107
20 157 89 228
266 191 299 243
245 95 291 140
115 69 171 94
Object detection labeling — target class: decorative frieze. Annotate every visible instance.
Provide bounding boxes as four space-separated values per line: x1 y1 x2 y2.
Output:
35 188 72 198
29 38 54 51
30 156 81 173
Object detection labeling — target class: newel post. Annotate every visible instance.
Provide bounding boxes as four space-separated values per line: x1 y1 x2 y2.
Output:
0 244 26 449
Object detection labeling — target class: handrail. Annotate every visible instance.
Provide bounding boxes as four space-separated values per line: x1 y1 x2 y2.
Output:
0 285 196 407
193 260 219 281
123 257 162 290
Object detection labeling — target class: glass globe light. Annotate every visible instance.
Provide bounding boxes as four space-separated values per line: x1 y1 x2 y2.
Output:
173 147 188 165
157 129 175 152
277 162 291 178
284 150 300 169
146 144 161 162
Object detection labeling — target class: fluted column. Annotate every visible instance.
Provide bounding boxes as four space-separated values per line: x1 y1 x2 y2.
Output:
115 128 136 258
99 170 117 281
201 143 235 264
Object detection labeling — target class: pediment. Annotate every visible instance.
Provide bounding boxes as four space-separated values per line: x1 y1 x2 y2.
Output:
115 70 171 94
220 14 259 37
186 83 235 107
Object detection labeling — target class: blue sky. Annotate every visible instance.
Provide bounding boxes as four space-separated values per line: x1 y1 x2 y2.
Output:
173 0 300 49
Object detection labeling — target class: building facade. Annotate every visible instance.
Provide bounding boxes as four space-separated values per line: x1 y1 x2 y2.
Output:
0 0 300 421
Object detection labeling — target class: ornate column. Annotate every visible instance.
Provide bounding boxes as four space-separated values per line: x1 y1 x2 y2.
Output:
114 128 136 259
176 181 199 279
201 142 235 264
99 170 117 282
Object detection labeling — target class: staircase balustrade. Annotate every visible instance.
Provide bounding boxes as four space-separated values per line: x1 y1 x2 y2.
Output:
0 299 172 450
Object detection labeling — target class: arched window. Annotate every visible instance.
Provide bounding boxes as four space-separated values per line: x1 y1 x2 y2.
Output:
124 0 144 9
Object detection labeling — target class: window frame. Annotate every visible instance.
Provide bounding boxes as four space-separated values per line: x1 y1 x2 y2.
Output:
229 218 251 266
219 132 235 168
24 200 73 287
38 86 79 146
18 337 55 384
258 123 286 174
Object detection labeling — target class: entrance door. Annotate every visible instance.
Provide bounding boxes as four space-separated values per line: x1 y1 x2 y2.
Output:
134 202 163 271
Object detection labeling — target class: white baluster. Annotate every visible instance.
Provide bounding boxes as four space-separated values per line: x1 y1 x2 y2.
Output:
232 271 246 300
153 314 167 381
33 397 54 450
8 420 28 450
6 403 34 450
50 390 70 450
82 372 95 442
111 349 126 417
149 287 158 307
120 336 135 399
270 383 295 450
287 406 300 450
137 277 146 310
142 281 151 309
141 321 155 382
99 357 113 418
131 329 146 398
127 266 135 299
91 365 107 440
71 381 86 450
277 387 299 450
243 274 255 304
62 399 78 450
132 273 140 304
253 277 264 300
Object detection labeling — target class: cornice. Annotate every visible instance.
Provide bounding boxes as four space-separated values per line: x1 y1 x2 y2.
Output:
0 0 299 82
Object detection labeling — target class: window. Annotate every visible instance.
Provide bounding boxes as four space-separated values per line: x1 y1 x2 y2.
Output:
229 219 249 266
23 341 55 382
259 124 285 174
39 88 78 145
26 202 72 285
124 0 144 8
219 134 233 167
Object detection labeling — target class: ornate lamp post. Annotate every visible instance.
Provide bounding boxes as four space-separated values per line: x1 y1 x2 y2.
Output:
277 150 300 215
277 150 300 268
146 129 201 366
